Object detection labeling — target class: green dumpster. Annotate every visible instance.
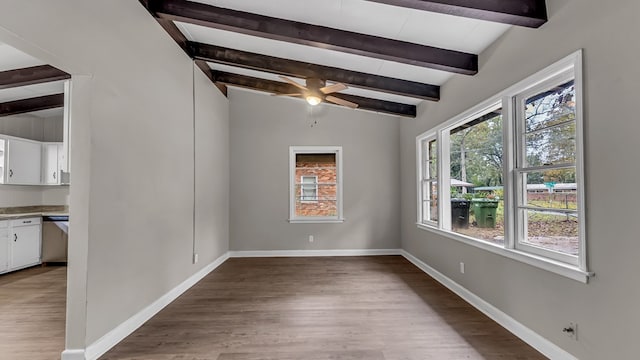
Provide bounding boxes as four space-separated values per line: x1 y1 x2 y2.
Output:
471 199 499 228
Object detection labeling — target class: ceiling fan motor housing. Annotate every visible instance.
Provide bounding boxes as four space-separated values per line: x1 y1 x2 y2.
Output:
305 77 326 90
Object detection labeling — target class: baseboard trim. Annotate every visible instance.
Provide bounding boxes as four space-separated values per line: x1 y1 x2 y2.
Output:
400 250 577 360
61 349 85 360
228 248 401 258
83 252 230 360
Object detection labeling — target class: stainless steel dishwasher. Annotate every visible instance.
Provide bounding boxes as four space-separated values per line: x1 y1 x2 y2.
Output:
42 215 68 264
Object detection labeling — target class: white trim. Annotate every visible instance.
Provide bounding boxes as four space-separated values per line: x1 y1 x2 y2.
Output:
288 218 345 223
415 134 439 226
61 349 85 360
573 50 587 271
400 250 579 360
82 252 230 360
229 249 401 258
416 223 592 283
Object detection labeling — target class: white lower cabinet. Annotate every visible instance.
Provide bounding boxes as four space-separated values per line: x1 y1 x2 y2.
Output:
0 221 8 273
3 217 42 273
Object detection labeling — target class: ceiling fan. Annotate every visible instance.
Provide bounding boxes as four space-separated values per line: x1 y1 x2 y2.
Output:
276 76 358 109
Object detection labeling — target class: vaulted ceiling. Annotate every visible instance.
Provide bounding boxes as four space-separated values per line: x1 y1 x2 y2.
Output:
140 0 547 117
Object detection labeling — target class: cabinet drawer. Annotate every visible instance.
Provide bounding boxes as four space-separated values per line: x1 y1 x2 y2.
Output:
11 217 41 227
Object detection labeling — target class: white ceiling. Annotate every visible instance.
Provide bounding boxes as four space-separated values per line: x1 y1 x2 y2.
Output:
0 41 65 119
0 41 45 72
175 0 512 107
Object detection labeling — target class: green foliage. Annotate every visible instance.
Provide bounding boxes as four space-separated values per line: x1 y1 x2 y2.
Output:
450 113 503 188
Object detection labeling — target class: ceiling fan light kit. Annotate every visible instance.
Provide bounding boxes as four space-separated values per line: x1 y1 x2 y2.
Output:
306 95 322 106
277 75 357 109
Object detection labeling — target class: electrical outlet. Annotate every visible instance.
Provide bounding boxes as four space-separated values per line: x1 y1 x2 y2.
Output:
459 262 465 274
563 322 578 340
193 253 199 264
308 235 314 243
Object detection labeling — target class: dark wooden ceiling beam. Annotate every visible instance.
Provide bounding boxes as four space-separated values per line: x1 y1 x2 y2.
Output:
365 0 547 28
188 42 439 101
212 71 416 118
0 94 64 117
194 59 227 96
144 0 477 75
0 65 70 90
139 0 227 96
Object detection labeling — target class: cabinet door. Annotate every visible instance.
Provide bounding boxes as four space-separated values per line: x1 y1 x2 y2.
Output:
11 225 41 269
42 143 60 185
6 138 42 185
0 225 8 273
0 138 5 184
57 143 65 176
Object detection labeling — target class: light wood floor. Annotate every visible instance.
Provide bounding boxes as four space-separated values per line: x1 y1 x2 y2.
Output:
102 256 546 360
0 265 67 360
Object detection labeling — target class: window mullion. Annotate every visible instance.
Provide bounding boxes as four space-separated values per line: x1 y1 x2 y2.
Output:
503 95 516 249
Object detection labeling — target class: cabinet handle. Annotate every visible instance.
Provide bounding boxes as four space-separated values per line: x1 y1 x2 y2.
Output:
23 220 32 224
53 171 56 179
9 169 13 177
14 234 17 242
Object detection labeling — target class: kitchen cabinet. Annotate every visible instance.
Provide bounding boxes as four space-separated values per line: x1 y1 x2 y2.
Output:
0 221 8 273
9 217 41 271
4 137 42 185
42 143 63 185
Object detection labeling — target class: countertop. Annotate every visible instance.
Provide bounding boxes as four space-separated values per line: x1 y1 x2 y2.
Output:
0 206 69 220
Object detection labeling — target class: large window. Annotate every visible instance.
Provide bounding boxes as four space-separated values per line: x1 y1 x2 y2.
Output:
289 146 343 223
416 51 588 281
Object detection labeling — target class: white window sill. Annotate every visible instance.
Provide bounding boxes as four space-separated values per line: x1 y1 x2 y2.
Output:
289 218 345 224
416 223 594 283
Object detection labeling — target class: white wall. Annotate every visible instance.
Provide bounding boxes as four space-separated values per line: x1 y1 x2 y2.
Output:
0 113 63 142
0 185 68 207
0 0 230 353
195 67 230 265
229 89 401 251
400 0 640 358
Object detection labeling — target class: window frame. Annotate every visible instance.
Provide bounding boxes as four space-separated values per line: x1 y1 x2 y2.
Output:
415 50 591 282
416 134 439 227
289 146 344 223
513 70 581 266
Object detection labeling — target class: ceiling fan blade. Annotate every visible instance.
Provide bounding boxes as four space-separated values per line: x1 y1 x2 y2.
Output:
272 93 302 97
320 82 348 94
278 76 308 91
326 95 358 109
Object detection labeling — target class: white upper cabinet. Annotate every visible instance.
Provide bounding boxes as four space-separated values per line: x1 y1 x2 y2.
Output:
5 137 42 185
0 135 66 186
42 143 63 185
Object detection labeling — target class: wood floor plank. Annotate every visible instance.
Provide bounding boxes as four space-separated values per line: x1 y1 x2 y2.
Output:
102 256 546 360
0 266 67 360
